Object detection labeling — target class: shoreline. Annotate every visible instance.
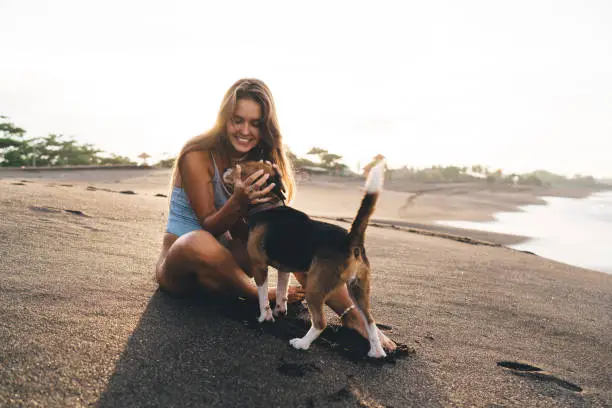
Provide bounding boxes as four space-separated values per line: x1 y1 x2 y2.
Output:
434 191 612 275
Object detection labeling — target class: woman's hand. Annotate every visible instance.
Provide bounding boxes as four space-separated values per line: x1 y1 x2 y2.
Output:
233 164 276 206
265 160 281 177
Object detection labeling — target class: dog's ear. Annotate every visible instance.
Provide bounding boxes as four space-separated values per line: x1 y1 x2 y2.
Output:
276 173 287 194
259 161 286 201
270 172 287 202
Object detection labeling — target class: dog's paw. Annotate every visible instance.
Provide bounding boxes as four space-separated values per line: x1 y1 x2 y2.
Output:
367 346 387 359
289 337 311 350
258 308 275 323
273 303 287 317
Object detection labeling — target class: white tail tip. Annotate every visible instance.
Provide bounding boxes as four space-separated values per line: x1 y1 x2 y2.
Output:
365 161 385 193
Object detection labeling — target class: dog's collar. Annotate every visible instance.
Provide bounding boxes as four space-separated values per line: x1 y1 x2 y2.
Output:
246 199 285 217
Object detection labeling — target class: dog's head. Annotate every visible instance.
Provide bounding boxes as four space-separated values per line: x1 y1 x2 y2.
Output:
222 160 286 202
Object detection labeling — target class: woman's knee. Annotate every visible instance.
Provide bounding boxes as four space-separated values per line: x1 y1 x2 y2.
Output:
155 231 221 290
159 230 251 293
171 230 226 264
155 257 196 296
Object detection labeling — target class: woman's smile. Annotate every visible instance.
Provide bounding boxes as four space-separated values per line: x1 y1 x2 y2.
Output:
227 98 262 154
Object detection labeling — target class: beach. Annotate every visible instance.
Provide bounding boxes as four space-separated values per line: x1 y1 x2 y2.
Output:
1 167 611 407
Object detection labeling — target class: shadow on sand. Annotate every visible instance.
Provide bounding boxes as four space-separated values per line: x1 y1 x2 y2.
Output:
96 290 441 407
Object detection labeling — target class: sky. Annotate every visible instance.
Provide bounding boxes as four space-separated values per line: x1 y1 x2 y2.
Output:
1 0 612 178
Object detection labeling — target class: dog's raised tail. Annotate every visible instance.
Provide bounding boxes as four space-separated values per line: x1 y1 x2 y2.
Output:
348 161 385 249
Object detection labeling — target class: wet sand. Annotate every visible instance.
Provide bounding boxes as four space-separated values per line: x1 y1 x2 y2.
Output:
1 168 611 407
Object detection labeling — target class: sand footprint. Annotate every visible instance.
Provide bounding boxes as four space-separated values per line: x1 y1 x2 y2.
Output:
29 206 89 217
277 358 321 378
321 375 387 407
86 185 137 195
497 360 583 392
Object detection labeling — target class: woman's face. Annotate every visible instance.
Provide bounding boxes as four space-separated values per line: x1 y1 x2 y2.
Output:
226 98 262 155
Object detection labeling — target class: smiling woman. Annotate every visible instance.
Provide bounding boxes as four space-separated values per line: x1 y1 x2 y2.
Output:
152 78 397 353
155 78 296 298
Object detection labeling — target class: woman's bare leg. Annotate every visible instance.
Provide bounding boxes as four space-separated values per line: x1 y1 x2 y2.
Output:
155 231 303 302
291 272 396 352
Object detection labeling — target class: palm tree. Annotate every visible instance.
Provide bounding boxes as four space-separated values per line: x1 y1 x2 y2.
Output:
138 152 151 166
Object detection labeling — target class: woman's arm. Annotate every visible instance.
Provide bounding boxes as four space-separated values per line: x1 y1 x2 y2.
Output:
180 150 247 237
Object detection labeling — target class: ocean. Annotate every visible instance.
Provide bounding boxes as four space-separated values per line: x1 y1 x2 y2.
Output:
437 191 612 274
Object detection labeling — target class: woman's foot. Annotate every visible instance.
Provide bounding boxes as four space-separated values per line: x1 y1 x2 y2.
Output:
268 285 305 304
341 309 397 353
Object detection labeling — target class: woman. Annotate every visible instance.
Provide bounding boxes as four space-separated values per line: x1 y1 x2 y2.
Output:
155 78 396 352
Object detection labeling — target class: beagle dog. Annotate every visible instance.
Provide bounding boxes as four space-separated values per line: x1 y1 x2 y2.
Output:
223 161 387 358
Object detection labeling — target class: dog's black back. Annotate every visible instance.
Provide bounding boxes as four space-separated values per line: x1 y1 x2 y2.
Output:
248 206 350 272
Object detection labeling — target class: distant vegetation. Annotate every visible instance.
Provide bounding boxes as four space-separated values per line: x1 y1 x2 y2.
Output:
286 147 350 175
0 116 604 189
1 115 135 167
293 149 601 189
388 165 599 188
155 157 176 168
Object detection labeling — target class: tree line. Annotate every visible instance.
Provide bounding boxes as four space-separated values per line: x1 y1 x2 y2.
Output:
0 116 134 167
389 164 598 187
0 115 600 188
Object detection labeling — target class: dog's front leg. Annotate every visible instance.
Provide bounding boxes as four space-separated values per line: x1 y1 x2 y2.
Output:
253 266 274 323
274 271 290 317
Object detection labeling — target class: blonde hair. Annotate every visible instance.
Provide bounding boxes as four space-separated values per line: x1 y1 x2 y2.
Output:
172 78 296 202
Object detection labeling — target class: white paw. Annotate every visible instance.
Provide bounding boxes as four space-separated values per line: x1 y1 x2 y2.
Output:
367 346 387 359
273 303 287 317
289 337 311 350
258 307 274 323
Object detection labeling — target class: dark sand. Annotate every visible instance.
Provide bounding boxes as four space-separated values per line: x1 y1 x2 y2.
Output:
1 168 611 407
